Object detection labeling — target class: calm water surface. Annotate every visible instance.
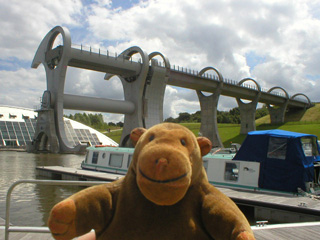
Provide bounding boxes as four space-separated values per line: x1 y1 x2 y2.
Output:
0 151 84 227
0 151 259 228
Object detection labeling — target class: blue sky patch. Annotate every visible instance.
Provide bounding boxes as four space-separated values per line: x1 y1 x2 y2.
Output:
305 74 320 81
111 0 140 10
245 51 266 71
0 58 31 71
82 0 140 10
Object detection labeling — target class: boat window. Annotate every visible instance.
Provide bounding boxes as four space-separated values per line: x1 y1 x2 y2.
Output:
102 153 106 159
301 137 319 157
267 137 287 160
128 155 133 168
85 152 89 163
109 154 123 168
92 152 99 164
203 160 208 172
224 162 239 181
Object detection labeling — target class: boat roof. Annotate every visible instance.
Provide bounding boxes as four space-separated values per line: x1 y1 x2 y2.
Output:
234 129 320 192
248 129 317 139
87 146 235 160
204 153 235 160
87 146 135 153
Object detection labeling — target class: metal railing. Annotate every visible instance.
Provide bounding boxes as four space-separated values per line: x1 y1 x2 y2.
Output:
5 179 107 240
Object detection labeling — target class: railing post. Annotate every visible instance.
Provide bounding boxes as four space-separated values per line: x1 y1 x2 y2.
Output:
5 179 106 240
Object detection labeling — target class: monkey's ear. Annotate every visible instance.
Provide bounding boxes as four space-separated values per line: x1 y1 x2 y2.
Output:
197 137 212 156
130 127 147 146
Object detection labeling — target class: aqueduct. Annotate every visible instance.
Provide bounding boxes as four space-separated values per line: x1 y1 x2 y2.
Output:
29 26 312 153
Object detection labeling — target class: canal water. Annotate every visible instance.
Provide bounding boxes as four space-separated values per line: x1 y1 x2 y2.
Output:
0 151 259 228
0 151 84 227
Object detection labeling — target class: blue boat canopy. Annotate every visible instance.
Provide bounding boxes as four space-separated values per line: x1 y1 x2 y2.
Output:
233 129 320 192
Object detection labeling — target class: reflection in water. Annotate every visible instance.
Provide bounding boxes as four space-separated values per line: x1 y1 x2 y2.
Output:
0 151 263 227
0 151 84 226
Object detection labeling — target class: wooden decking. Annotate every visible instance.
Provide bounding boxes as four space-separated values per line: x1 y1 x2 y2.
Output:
2 217 320 239
37 166 320 217
0 216 52 240
252 221 320 240
0 230 53 240
36 166 122 181
1 223 320 239
217 187 320 212
26 166 320 239
217 186 320 223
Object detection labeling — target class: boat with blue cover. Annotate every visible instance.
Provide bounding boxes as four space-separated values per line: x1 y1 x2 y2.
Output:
81 129 320 194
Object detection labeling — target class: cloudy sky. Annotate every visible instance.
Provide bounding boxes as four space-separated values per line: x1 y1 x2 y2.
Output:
1 0 320 123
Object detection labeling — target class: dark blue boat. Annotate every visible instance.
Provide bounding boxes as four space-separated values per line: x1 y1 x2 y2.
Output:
234 129 320 193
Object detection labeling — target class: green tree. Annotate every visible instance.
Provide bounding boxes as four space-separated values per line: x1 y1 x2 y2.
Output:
164 117 177 123
190 111 201 122
117 121 124 127
108 122 116 126
178 112 191 122
255 107 268 119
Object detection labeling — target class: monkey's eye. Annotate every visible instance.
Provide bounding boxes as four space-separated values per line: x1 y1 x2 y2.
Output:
180 139 186 146
149 135 155 142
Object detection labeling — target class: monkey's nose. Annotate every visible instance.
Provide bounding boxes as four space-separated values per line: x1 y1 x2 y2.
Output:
155 158 168 177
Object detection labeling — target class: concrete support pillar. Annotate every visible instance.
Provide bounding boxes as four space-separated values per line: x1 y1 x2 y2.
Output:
143 52 170 128
268 106 287 124
27 91 60 153
237 100 259 134
197 67 223 147
106 48 169 146
108 47 149 146
236 78 261 135
31 26 86 153
267 87 289 124
31 108 60 153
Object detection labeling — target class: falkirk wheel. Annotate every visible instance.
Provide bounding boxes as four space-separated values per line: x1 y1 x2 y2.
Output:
29 26 312 153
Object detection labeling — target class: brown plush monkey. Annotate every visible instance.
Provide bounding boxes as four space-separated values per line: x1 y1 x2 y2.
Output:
48 123 255 240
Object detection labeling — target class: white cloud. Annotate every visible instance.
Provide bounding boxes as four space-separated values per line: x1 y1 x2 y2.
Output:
1 0 320 125
0 0 83 61
64 67 125 100
103 113 124 123
0 68 46 108
64 109 124 124
163 86 200 119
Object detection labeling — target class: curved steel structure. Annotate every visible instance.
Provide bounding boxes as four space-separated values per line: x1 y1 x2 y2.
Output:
291 93 312 108
30 26 313 152
266 87 289 124
237 77 261 103
197 67 224 147
143 52 170 129
32 26 80 153
199 67 224 82
236 78 262 134
115 46 150 146
267 86 289 98
148 52 170 69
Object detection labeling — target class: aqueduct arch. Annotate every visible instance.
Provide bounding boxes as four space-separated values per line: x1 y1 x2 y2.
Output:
267 86 289 124
236 78 261 134
196 67 224 147
30 26 312 153
291 93 312 108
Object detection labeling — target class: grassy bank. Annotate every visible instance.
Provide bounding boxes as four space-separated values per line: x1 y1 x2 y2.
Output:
256 103 320 124
106 121 320 147
105 103 320 146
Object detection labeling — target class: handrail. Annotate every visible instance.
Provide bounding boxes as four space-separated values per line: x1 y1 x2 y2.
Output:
5 179 107 240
